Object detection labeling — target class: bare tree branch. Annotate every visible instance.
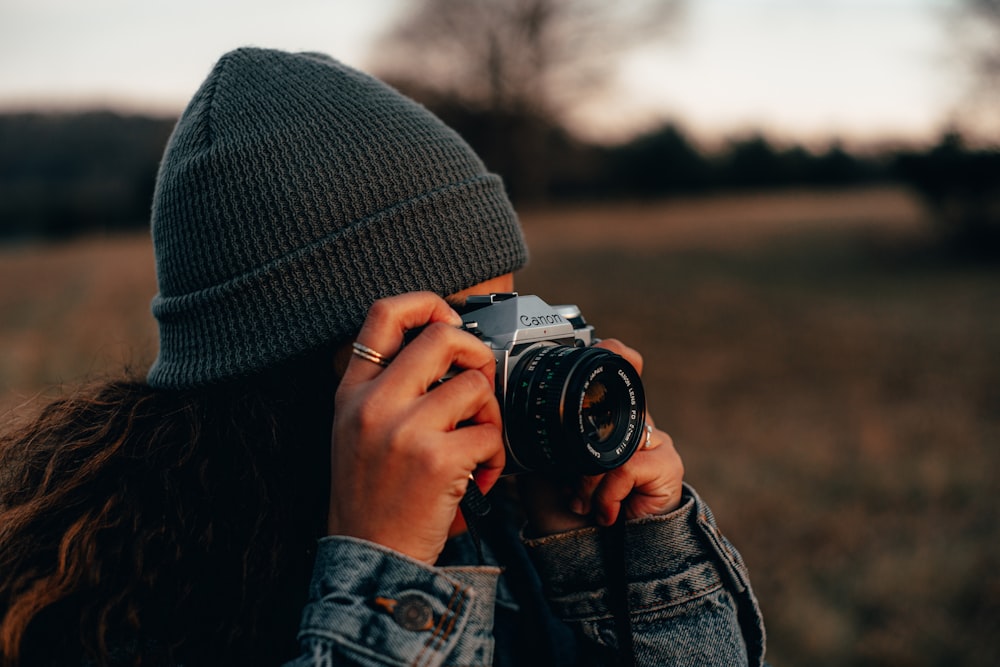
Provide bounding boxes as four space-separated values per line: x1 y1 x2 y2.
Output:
370 0 685 123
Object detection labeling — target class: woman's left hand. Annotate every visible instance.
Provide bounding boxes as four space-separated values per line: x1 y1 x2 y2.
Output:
518 338 685 536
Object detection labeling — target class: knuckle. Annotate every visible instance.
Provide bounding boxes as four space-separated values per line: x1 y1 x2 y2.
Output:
438 372 496 418
597 338 624 353
354 395 386 430
630 349 644 374
599 339 643 372
385 420 426 461
365 298 395 329
422 322 493 368
406 437 449 476
672 445 685 472
660 430 675 450
660 437 684 476
384 424 410 455
453 367 492 395
427 449 455 479
421 320 455 346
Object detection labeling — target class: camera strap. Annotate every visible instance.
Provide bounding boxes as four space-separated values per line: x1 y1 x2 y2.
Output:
459 476 492 564
599 511 637 667
460 479 636 666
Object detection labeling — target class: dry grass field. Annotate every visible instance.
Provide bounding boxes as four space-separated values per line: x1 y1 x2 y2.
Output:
2 186 998 666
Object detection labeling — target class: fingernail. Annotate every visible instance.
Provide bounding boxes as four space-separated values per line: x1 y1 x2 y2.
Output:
569 498 586 516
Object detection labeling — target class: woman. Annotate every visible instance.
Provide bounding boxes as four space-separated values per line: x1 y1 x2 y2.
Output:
0 47 765 666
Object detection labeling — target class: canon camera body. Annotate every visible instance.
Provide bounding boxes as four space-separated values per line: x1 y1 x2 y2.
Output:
457 293 646 475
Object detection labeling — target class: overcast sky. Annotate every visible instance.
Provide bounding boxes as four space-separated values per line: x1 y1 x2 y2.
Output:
0 0 967 147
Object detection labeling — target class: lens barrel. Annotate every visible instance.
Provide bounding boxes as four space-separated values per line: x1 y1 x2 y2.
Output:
504 345 646 475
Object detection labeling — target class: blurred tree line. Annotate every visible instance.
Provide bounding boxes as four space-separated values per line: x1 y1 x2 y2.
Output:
2 109 997 250
0 112 175 240
1 0 997 252
373 0 999 254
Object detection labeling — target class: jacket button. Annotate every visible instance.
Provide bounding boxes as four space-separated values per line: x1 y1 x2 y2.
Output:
393 594 434 631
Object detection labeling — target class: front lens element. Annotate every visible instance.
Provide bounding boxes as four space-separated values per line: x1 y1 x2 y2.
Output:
504 345 645 474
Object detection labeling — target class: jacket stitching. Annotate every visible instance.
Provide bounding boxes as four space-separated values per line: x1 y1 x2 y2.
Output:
412 584 464 667
438 586 465 643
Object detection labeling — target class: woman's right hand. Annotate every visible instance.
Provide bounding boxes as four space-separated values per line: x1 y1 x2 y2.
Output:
517 338 685 536
326 292 506 565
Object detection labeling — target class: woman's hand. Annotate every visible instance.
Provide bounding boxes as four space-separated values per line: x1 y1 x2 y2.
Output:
326 292 506 564
519 338 685 536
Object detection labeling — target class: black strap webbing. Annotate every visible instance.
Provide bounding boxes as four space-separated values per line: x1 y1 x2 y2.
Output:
459 476 492 564
599 511 636 667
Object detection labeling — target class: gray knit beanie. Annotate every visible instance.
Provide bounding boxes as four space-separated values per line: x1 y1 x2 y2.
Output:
147 47 528 389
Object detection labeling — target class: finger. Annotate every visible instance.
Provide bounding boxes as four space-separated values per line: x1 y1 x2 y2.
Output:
387 322 496 397
640 422 668 451
440 422 506 488
471 463 505 498
653 424 671 451
570 421 665 514
591 444 684 525
590 465 639 526
594 338 644 376
343 293 463 384
418 367 501 432
569 473 604 516
629 443 685 518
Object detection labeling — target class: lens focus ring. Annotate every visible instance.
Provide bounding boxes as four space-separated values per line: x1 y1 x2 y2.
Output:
505 345 645 475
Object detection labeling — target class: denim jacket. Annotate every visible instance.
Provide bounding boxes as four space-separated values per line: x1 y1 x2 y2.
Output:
285 484 766 666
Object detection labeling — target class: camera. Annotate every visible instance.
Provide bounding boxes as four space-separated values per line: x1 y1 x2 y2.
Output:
456 293 646 476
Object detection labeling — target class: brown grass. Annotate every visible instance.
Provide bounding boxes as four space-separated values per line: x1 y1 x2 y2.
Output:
0 235 158 415
2 186 998 666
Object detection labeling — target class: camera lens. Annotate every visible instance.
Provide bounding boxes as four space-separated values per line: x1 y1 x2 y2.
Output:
504 345 646 475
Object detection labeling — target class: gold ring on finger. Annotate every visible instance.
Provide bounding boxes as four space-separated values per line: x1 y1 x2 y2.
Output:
351 341 393 368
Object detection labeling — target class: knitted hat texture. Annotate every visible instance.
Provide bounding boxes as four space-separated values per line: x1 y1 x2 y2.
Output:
147 48 528 389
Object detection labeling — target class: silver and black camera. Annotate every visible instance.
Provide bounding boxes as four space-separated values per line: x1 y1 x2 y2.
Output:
457 293 646 475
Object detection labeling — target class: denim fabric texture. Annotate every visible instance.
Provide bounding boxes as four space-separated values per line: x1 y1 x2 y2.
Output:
286 484 765 666
523 484 766 666
290 537 501 666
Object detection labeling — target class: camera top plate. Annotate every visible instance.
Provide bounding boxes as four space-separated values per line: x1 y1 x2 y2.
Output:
459 294 578 349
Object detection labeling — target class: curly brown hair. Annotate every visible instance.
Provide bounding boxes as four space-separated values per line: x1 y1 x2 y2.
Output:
0 353 335 666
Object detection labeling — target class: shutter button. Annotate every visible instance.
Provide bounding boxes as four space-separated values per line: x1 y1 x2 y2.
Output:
393 594 434 631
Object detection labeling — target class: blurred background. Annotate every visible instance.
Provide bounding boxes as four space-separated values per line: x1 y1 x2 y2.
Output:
1 1 998 664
